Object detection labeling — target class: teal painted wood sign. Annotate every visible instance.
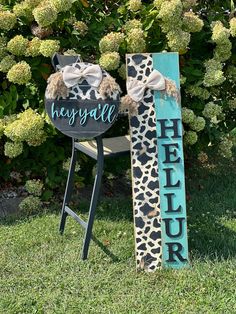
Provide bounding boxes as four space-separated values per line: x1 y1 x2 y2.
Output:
126 52 189 272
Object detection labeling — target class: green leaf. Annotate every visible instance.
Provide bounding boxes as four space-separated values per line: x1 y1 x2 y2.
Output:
231 0 235 11
0 98 6 110
42 190 53 201
23 100 30 110
71 30 81 36
144 19 155 31
0 106 4 118
39 65 51 74
2 81 8 90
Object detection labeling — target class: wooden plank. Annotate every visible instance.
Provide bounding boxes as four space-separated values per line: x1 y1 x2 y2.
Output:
127 53 162 272
45 99 119 139
153 53 189 269
77 135 130 156
127 53 189 271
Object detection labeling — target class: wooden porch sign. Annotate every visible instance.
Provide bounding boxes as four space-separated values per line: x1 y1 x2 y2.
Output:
126 52 189 272
45 59 120 140
45 99 119 139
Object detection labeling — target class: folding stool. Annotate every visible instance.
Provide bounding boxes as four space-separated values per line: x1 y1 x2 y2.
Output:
59 135 130 259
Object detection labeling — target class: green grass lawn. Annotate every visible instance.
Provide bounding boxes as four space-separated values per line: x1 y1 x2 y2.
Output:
0 160 236 314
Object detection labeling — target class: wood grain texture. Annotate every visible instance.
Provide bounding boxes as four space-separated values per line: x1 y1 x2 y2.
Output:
127 53 162 272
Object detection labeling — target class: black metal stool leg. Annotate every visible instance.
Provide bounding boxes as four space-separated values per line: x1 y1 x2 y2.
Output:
81 136 104 260
59 138 78 234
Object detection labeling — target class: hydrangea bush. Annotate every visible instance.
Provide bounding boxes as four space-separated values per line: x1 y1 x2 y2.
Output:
0 0 236 194
19 179 43 213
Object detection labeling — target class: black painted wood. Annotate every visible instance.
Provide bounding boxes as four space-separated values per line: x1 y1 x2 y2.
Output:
45 99 120 139
51 53 81 70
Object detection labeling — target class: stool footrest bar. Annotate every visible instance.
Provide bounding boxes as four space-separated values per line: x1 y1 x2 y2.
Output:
65 206 87 229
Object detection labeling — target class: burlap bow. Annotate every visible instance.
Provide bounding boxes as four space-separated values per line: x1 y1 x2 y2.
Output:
62 64 103 88
127 69 166 102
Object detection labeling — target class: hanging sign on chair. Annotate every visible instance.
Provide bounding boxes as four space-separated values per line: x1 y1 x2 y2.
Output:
45 56 121 139
126 52 189 272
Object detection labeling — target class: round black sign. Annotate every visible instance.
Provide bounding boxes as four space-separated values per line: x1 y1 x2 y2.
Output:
45 60 120 139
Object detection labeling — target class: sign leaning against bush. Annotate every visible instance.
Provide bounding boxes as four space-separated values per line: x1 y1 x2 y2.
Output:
45 56 121 139
125 52 189 272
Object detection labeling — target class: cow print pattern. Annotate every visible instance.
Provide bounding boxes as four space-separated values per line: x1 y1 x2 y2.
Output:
127 53 162 272
64 62 119 101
